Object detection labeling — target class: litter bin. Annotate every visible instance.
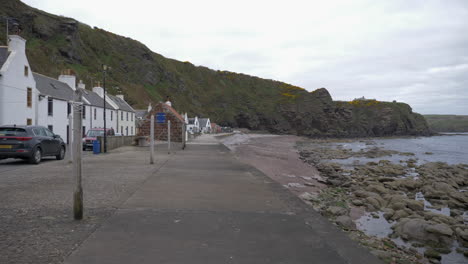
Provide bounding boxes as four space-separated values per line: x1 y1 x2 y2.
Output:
92 140 101 154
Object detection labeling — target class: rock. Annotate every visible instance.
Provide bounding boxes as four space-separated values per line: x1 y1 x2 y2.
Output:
426 223 453 237
370 250 393 261
351 199 364 206
390 202 406 211
393 218 429 241
424 249 441 260
366 184 389 195
325 206 348 216
391 209 409 221
455 228 468 241
365 196 381 210
406 200 424 211
383 208 394 220
335 215 356 230
299 192 319 202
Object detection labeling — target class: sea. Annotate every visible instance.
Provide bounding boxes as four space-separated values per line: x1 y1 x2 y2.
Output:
327 133 468 166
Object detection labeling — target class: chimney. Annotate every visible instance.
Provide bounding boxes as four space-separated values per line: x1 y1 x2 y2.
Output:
8 35 26 54
58 69 76 90
116 94 124 100
77 80 85 90
92 86 104 98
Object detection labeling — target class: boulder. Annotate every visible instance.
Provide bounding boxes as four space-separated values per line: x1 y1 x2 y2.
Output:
393 218 429 241
426 223 453 237
335 215 356 230
325 206 348 217
406 200 424 212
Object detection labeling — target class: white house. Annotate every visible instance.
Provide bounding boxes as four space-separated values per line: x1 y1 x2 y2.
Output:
0 33 137 143
187 116 199 133
199 118 211 133
108 94 136 136
0 35 38 126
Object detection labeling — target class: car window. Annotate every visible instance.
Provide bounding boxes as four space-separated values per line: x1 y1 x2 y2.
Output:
86 130 104 137
32 128 44 136
44 128 55 137
0 128 27 136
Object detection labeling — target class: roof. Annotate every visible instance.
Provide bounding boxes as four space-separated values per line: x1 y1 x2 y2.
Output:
33 72 75 101
188 118 195 124
135 109 148 119
108 95 135 112
158 103 184 122
199 118 209 128
80 89 116 109
0 47 9 70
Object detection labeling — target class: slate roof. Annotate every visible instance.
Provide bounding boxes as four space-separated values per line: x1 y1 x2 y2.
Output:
0 47 9 70
80 89 116 109
188 118 195 125
199 118 209 128
135 110 148 119
33 73 75 101
108 95 135 112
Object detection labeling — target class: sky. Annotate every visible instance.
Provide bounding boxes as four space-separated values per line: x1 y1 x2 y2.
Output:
22 0 468 114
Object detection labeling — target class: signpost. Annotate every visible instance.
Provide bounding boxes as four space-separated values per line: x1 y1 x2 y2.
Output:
150 114 154 164
156 113 166 124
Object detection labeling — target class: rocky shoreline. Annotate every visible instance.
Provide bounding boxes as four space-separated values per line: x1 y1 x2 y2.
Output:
297 139 468 264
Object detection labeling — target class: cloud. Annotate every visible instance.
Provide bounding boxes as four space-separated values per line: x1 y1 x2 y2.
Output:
22 0 468 114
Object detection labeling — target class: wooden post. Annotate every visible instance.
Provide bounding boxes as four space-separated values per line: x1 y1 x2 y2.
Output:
150 114 154 164
168 120 171 154
73 89 83 220
68 113 73 163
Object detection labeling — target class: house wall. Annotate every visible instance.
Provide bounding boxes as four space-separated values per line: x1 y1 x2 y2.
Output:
0 35 37 126
37 96 68 141
138 105 184 142
117 110 135 136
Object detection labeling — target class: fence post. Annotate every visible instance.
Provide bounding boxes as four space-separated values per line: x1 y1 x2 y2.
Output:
73 89 83 220
168 120 171 154
150 114 154 164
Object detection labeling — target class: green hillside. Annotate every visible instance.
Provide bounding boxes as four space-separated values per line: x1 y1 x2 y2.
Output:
424 115 468 132
0 0 431 137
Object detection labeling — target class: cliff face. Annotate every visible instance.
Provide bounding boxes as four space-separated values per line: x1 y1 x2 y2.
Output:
0 0 431 137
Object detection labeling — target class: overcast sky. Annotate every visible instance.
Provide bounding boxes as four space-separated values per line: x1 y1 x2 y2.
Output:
23 0 468 114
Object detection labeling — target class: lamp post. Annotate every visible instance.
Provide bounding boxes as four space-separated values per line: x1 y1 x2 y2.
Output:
102 64 108 153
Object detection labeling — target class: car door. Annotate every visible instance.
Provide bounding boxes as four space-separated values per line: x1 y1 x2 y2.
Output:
44 128 60 155
32 128 49 154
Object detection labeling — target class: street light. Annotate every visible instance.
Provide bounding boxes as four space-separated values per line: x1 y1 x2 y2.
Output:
102 64 108 153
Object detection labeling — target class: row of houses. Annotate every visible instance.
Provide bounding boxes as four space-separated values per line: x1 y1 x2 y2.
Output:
0 34 136 143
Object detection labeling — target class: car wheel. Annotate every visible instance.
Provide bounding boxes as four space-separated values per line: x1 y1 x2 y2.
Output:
29 147 42 164
56 146 65 160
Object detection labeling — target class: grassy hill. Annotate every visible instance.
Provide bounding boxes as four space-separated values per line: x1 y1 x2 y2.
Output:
0 0 431 137
424 115 468 132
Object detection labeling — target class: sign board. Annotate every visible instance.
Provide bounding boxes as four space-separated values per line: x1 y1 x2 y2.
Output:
156 112 166 123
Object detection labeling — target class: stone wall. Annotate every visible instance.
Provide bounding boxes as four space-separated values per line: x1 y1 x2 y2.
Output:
97 136 137 152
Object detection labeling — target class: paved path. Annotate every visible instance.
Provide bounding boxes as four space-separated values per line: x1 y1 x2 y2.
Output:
65 137 382 264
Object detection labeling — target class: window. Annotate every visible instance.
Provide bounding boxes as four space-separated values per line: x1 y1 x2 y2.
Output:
111 111 113 121
48 98 53 116
121 126 123 134
44 128 54 137
32 128 45 136
47 125 53 132
24 66 29 77
131 113 133 121
94 108 97 120
27 88 32 108
67 103 71 115
82 105 86 119
26 119 32 125
83 126 86 137
126 112 129 121
131 127 133 135
126 126 128 136
121 111 123 120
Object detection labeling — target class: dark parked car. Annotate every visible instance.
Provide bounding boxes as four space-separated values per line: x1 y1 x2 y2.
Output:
0 125 66 164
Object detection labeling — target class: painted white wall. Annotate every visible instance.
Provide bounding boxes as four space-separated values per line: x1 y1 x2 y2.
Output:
0 35 37 126
116 110 135 135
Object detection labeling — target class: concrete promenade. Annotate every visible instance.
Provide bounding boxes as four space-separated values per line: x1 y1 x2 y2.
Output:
64 136 382 264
